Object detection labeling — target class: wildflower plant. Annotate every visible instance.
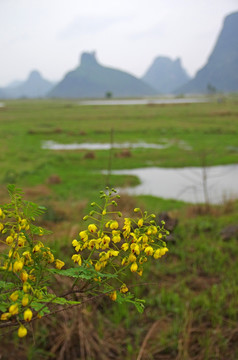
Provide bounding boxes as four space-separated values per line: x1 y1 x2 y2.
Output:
0 186 169 338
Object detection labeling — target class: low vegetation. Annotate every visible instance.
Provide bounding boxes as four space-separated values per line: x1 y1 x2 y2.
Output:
0 97 238 359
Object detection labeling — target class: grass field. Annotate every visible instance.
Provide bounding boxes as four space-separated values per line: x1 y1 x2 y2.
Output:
0 97 238 359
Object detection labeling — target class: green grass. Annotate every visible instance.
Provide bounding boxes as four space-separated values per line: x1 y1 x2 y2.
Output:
0 97 238 359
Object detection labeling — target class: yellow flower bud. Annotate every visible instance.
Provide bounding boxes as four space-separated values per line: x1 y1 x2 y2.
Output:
22 294 29 306
9 303 19 315
138 218 143 227
130 262 138 273
109 291 117 301
24 308 33 322
10 291 19 302
23 282 30 293
1 312 11 321
18 325 27 338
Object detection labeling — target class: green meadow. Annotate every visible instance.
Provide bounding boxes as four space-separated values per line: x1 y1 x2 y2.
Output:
0 97 238 359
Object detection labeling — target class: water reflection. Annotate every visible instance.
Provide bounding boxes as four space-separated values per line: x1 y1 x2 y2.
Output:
109 165 238 204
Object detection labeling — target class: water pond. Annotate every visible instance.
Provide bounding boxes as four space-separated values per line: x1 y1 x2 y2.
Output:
78 98 208 106
42 140 169 150
109 165 238 204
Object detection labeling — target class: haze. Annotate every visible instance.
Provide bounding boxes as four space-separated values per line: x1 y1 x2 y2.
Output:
1 0 237 86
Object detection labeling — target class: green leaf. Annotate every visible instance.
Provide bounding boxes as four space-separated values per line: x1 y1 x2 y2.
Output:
0 280 16 291
115 292 145 313
0 302 8 312
48 266 116 280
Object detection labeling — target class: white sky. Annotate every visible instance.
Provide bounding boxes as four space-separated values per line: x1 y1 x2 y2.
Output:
0 0 238 86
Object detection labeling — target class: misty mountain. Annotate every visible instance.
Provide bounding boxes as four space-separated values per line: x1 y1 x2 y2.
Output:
49 52 156 98
0 88 6 99
177 11 238 94
142 56 190 94
3 70 55 98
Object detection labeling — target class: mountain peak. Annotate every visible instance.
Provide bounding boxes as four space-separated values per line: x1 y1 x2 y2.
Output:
80 52 98 67
177 11 238 93
28 70 42 81
142 56 190 93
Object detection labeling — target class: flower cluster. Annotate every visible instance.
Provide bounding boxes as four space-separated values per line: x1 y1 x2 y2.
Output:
71 189 169 301
0 185 65 337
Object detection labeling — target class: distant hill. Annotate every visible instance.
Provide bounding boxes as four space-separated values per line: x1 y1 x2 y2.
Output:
0 88 6 99
142 56 190 94
3 70 54 98
49 52 156 98
177 11 238 94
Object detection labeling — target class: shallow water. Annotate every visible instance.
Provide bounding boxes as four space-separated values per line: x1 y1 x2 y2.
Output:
109 165 238 204
78 98 208 106
42 140 169 150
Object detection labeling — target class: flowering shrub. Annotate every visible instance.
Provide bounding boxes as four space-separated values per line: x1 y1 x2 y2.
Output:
0 186 168 338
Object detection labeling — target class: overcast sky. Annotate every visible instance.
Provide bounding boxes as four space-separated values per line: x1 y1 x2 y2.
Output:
0 0 237 86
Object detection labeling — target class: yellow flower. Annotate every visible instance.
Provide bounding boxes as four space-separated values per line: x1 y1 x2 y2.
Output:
6 235 14 245
23 282 30 293
142 234 148 243
120 284 129 293
22 294 29 306
109 291 117 301
151 225 157 234
72 254 82 266
33 244 41 253
9 303 19 315
130 262 138 273
1 312 11 321
18 325 27 338
137 269 143 276
10 291 19 302
13 260 24 272
138 218 143 227
88 224 97 233
160 247 169 256
121 243 129 251
95 262 102 271
153 249 161 259
108 250 119 257
112 234 121 243
18 236 26 247
130 243 140 255
55 259 65 269
110 221 119 230
79 230 88 242
100 235 110 249
128 253 137 263
0 223 4 231
20 270 28 282
144 246 154 256
24 308 33 322
47 251 54 263
123 218 131 237
72 239 79 247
